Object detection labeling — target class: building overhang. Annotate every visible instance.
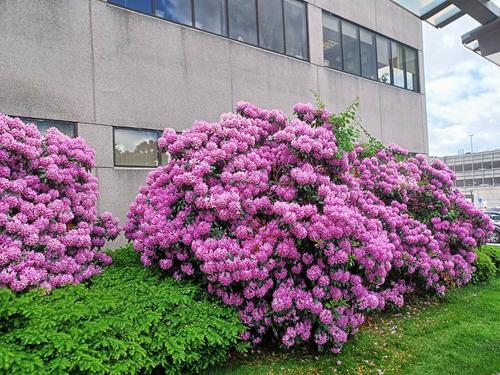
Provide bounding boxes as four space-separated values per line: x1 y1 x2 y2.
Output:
389 0 500 66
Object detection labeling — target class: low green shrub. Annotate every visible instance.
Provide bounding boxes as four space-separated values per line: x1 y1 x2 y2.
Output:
479 245 500 270
0 246 247 375
471 250 497 284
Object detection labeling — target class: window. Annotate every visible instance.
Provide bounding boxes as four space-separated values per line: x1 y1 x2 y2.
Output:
155 0 192 26
391 41 405 88
321 11 420 92
360 29 377 80
376 36 391 84
194 0 227 36
109 0 152 14
284 0 308 59
258 0 284 53
341 21 360 75
109 0 309 61
322 13 342 70
19 117 76 138
114 127 163 167
228 0 257 45
404 46 418 91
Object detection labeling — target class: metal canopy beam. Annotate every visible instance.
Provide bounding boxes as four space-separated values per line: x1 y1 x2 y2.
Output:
450 0 499 25
421 1 451 19
435 10 465 28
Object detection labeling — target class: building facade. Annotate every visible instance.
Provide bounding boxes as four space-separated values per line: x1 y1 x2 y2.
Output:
434 150 500 209
0 0 428 228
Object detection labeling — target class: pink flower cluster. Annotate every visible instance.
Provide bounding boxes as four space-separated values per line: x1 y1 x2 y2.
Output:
125 102 492 352
0 114 120 291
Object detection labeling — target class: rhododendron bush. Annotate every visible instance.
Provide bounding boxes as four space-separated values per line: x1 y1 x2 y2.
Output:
0 115 120 291
125 101 493 352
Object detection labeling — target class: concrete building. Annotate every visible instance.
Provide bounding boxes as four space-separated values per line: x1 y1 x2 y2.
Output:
434 150 500 209
0 0 428 227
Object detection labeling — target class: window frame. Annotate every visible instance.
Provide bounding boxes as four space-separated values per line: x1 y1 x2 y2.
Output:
283 0 310 61
113 126 165 168
108 0 310 62
227 0 259 46
322 9 420 93
15 116 78 138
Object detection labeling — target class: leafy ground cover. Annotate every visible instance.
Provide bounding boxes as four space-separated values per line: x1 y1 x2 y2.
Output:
0 246 246 375
209 272 500 375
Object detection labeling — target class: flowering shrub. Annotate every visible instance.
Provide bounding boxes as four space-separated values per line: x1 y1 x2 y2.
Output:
0 115 120 291
125 101 493 352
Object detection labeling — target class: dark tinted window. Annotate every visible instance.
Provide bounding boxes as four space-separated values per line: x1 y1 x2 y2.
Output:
284 0 308 59
376 36 391 84
391 41 405 88
258 0 284 53
114 128 160 167
322 13 342 70
484 178 493 186
19 117 76 138
194 0 227 35
341 21 360 75
109 0 152 14
360 28 376 80
228 0 258 45
155 0 192 26
404 46 418 91
484 161 492 169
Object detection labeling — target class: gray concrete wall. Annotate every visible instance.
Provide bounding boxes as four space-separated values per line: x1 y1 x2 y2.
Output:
0 0 427 242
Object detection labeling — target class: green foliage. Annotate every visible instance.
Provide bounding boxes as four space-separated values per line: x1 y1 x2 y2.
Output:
472 250 497 284
311 91 383 157
480 245 500 270
329 98 360 154
0 246 247 375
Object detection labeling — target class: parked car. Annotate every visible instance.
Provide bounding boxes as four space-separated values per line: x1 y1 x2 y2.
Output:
484 211 500 223
484 211 500 243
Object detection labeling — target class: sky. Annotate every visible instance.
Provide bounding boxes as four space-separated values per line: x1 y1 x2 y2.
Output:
423 16 500 156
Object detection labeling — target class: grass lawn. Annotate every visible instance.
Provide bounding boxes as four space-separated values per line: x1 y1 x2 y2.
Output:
208 276 500 375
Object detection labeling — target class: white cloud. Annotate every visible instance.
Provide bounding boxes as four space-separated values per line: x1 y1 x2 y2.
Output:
423 17 500 156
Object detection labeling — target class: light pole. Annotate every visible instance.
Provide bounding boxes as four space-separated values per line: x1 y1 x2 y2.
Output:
468 134 474 205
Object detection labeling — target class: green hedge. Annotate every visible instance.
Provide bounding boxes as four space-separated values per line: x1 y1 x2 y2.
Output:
0 246 247 374
472 247 497 284
479 245 500 270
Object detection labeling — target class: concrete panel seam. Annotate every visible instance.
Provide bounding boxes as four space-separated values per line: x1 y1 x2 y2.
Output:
89 0 97 123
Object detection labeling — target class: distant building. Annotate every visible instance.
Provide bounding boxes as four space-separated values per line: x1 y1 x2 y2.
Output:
434 150 500 208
